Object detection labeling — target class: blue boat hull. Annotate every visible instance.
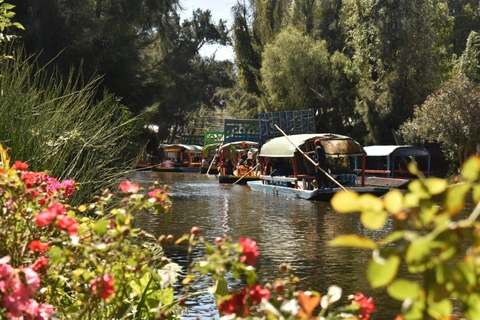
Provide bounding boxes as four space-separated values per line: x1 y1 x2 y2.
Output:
247 181 389 201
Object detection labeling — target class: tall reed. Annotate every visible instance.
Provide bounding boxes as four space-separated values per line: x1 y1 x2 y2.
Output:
0 51 142 204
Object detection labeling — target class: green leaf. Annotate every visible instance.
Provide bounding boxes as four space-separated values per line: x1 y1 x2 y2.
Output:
408 162 420 175
408 180 430 199
387 279 420 301
465 293 480 319
328 234 377 250
445 183 472 215
214 277 229 297
427 298 452 319
425 178 448 195
331 191 360 212
359 193 384 212
47 246 65 267
380 230 406 245
406 238 431 273
367 254 401 288
461 156 480 180
93 219 110 235
473 185 480 205
384 189 404 214
361 209 388 230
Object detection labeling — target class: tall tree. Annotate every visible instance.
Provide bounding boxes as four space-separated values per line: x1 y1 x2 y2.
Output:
261 26 359 134
232 1 262 95
343 0 453 144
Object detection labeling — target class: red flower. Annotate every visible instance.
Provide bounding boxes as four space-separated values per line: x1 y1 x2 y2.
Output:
28 241 49 252
30 257 48 271
353 292 376 319
91 274 115 301
57 215 79 236
13 160 29 171
218 291 249 317
246 285 270 305
149 188 166 204
239 237 260 266
36 203 65 227
119 180 139 194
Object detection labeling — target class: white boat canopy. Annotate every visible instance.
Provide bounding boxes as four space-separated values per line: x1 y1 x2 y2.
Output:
162 144 203 152
259 133 366 158
364 145 430 157
220 141 259 151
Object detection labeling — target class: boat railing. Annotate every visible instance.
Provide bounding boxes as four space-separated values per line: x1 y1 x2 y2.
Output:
260 175 298 188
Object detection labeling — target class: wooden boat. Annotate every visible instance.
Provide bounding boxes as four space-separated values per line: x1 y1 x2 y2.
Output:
217 141 260 184
156 144 203 172
246 134 390 201
354 145 431 188
200 143 220 174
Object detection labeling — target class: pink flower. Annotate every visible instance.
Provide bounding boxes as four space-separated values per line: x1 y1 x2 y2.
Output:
36 203 66 227
13 160 29 171
61 180 77 197
353 292 376 319
37 303 54 319
29 241 49 252
57 215 79 236
0 258 14 293
119 180 139 194
239 237 260 266
91 274 115 301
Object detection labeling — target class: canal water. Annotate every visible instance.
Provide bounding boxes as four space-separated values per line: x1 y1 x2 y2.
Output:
130 171 402 319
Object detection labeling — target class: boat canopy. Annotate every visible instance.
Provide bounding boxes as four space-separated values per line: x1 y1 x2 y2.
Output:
162 144 203 152
259 134 366 157
364 145 430 157
220 141 258 151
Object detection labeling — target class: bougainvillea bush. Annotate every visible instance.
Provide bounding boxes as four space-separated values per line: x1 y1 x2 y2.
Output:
0 144 181 319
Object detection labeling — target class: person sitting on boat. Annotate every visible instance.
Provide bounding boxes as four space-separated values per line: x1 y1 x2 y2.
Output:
202 157 209 167
314 139 329 189
271 159 288 176
225 160 235 175
164 158 172 167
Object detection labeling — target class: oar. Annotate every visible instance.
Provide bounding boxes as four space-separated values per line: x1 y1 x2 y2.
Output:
206 141 223 175
274 124 348 192
233 163 260 185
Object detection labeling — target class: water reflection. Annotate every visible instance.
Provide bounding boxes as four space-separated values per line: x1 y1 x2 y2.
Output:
130 171 403 319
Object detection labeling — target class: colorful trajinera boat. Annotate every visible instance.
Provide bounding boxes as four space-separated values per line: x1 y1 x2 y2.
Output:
355 145 431 188
156 144 203 172
247 134 390 201
217 141 260 184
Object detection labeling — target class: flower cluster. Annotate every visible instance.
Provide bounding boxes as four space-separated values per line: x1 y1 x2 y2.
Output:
35 202 78 236
352 292 376 320
0 256 53 319
91 274 115 301
239 237 260 266
218 285 271 317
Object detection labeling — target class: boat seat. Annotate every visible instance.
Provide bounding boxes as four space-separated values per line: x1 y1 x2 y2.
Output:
260 175 297 187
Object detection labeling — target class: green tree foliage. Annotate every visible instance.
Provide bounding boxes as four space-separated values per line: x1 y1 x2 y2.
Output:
232 1 262 95
261 26 359 134
399 76 480 166
455 30 480 81
343 0 453 144
448 0 480 55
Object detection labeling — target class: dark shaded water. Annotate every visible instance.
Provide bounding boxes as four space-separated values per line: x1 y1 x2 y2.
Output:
130 171 402 319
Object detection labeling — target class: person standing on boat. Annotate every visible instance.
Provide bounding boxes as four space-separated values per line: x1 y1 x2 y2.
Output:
315 139 329 189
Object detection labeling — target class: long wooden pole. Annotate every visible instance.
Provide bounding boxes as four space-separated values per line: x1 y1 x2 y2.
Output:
274 124 348 192
206 141 223 175
233 163 260 185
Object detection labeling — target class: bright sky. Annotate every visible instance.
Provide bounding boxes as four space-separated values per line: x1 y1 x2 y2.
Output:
179 0 236 61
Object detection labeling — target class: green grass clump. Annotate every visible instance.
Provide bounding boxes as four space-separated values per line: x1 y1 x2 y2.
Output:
0 51 142 204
